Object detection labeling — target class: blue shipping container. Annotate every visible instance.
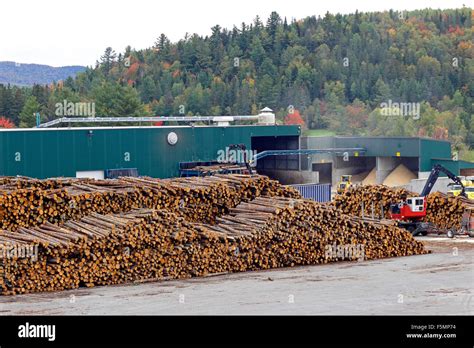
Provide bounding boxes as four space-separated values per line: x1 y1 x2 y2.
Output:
290 183 332 203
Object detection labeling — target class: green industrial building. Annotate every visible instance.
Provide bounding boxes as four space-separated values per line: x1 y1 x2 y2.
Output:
0 125 300 179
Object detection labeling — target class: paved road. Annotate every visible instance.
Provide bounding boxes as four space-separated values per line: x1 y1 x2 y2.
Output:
1 239 473 315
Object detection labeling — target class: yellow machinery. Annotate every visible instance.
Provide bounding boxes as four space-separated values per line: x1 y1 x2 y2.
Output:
448 180 472 197
466 186 474 200
337 175 353 194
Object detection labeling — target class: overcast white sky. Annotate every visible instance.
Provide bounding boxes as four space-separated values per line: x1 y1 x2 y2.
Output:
0 0 470 67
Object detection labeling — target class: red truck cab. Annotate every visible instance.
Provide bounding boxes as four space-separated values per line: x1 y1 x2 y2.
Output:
390 197 427 221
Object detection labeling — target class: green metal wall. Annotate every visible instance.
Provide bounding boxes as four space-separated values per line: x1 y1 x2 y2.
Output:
419 138 452 172
304 136 428 158
459 160 474 170
336 137 452 171
430 159 460 175
0 125 300 179
333 137 421 157
303 136 454 172
431 159 474 175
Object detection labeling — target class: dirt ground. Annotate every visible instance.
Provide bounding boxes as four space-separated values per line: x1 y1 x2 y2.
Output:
0 237 472 315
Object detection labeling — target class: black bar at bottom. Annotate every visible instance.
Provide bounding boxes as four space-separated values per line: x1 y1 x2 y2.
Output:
0 316 472 346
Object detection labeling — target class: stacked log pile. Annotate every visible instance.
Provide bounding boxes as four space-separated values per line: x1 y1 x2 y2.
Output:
425 192 474 229
0 176 81 190
333 185 413 219
200 196 426 271
186 163 248 176
0 175 299 230
333 185 473 228
0 195 427 295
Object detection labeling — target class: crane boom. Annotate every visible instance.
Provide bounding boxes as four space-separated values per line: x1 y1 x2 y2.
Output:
420 164 466 197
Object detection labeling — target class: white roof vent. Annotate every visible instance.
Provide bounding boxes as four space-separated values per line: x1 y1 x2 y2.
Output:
258 107 275 125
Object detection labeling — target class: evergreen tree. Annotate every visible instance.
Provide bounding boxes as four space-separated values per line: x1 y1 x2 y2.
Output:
100 47 117 78
93 82 144 117
19 96 41 128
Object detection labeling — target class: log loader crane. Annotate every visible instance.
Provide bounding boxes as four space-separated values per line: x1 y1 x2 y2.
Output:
389 164 467 236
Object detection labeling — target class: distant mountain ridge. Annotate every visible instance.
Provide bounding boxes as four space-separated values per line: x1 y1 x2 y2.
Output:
0 61 86 86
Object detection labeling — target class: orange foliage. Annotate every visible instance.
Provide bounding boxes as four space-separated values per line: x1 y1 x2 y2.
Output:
416 21 432 37
417 128 427 137
0 117 15 128
284 109 305 126
417 22 427 31
448 26 465 35
126 62 140 79
418 126 448 140
458 41 473 51
345 104 368 129
172 69 181 78
432 126 448 140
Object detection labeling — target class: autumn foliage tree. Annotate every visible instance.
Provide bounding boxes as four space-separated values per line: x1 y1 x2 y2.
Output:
0 116 15 128
284 109 305 126
345 101 369 130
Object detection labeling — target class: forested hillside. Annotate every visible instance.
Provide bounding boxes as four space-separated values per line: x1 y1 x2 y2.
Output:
0 8 473 158
0 62 85 86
